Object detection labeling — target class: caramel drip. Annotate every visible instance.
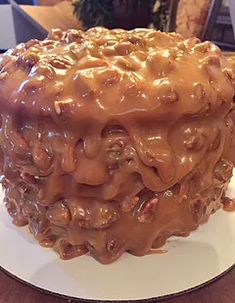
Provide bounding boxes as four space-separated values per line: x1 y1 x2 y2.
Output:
0 28 234 264
147 249 167 255
222 197 235 212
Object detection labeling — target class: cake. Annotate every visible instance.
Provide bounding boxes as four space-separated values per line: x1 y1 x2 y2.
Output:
0 28 234 264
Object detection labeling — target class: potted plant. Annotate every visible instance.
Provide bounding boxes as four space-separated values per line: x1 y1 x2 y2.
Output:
73 0 163 30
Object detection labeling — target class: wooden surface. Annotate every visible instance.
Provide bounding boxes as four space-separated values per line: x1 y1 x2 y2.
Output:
0 266 234 303
20 1 81 32
38 0 66 6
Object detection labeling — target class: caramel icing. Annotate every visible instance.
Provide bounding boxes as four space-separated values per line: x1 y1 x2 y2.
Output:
222 197 235 212
0 28 234 263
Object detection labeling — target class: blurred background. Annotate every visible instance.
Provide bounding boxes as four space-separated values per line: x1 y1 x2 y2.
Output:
0 0 234 52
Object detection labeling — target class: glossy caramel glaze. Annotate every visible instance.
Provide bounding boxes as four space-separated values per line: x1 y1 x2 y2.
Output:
0 28 234 263
223 197 235 212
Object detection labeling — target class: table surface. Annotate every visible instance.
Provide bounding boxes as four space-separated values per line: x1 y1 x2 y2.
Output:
0 266 234 303
20 1 81 32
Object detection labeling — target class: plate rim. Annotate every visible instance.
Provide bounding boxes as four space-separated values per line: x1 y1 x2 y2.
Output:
1 263 234 302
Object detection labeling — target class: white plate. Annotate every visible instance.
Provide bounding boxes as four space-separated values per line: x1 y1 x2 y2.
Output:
0 175 235 301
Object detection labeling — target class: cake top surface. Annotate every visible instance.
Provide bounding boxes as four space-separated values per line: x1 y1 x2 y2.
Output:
0 27 234 125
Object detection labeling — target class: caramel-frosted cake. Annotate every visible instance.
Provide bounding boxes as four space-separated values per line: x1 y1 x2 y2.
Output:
0 28 234 264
